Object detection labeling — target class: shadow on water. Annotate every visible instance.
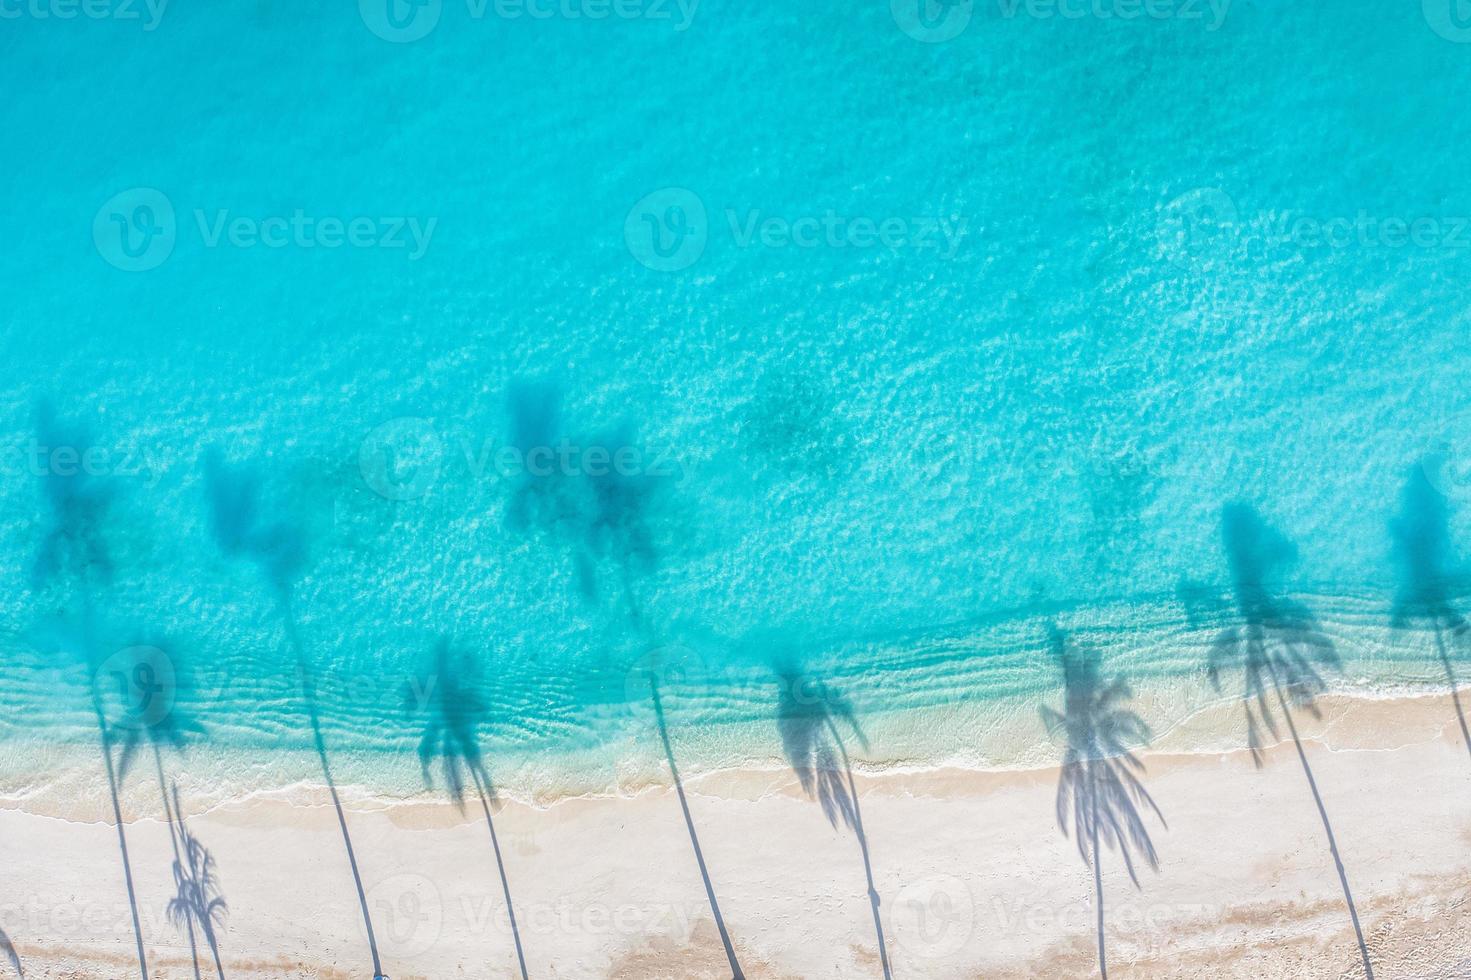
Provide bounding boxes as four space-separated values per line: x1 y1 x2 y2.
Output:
203 452 384 979
1389 463 1471 763
33 400 115 589
1041 625 1163 980
407 639 527 979
504 380 659 620
1207 503 1373 979
774 665 891 979
30 401 131 980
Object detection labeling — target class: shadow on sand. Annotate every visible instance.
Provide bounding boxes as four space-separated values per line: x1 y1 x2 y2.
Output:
1207 503 1373 979
1390 462 1471 763
1041 625 1163 979
645 653 745 980
774 665 891 979
166 783 228 980
408 638 528 979
203 451 385 979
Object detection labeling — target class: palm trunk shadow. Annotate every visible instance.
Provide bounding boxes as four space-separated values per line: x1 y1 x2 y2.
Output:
824 718 892 980
82 600 148 980
1433 624 1471 764
650 681 745 980
1270 676 1375 979
470 766 529 980
94 700 149 980
277 591 384 980
1088 805 1106 979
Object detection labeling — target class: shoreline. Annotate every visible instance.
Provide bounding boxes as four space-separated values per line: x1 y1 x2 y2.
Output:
2 688 1470 976
2 674 1468 821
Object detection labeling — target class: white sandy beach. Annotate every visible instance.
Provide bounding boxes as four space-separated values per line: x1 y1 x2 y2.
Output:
3 690 1470 979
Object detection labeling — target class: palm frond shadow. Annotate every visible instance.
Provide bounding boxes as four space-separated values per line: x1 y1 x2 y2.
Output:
407 639 528 979
32 399 116 590
1390 463 1471 761
1040 626 1163 979
1207 503 1341 768
203 452 384 979
166 784 228 980
504 380 658 618
1207 503 1373 979
774 666 891 980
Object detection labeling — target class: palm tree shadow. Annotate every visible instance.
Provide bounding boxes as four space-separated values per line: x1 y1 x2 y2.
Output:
167 784 228 980
0 930 17 980
1207 503 1373 978
112 648 211 979
774 666 891 980
203 452 384 979
1041 626 1163 980
1208 504 1341 767
640 650 745 980
30 401 133 980
1389 462 1471 763
407 638 528 979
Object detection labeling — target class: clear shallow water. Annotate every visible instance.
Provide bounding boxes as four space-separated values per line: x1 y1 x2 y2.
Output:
3 0 1471 803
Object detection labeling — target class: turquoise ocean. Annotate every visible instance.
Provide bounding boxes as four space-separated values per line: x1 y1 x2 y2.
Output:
3 0 1471 810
